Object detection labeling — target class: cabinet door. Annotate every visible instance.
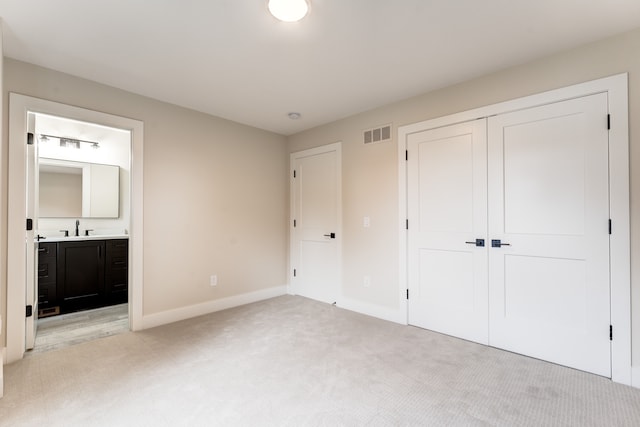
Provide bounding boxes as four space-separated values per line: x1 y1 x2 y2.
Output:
58 240 105 312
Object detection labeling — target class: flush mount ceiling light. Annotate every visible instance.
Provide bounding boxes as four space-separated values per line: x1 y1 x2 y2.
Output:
268 0 309 22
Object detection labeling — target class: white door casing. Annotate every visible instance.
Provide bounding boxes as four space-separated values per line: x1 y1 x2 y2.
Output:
6 94 144 363
407 119 489 344
488 93 611 377
290 143 342 305
398 73 630 385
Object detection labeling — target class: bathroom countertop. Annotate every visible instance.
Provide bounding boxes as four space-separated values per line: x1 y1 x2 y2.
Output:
38 234 129 243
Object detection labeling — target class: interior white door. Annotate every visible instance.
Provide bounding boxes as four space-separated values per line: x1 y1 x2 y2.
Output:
407 119 489 344
488 93 611 377
291 144 341 304
25 113 39 350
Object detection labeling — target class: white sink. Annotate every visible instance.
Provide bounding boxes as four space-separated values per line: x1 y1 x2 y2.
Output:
38 234 129 243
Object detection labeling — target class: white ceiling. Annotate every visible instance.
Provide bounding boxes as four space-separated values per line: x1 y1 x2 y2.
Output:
1 1 640 135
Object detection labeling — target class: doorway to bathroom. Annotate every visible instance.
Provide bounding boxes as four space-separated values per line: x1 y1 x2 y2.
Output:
29 111 131 353
6 94 144 363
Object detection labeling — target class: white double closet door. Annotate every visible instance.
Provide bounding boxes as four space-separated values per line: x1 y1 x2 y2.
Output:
407 93 611 377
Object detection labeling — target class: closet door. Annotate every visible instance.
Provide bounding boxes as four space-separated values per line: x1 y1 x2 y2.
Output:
487 93 611 377
407 119 488 344
290 144 341 305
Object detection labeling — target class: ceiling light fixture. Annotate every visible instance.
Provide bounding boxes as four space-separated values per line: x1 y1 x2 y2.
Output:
268 0 309 22
288 112 302 120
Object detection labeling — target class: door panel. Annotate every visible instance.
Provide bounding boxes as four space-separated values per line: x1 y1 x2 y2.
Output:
502 113 586 236
503 255 587 330
407 119 488 344
419 249 475 312
291 145 340 304
25 113 38 350
488 93 610 377
417 134 474 233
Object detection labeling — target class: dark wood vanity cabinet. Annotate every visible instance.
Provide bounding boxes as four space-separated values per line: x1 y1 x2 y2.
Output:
58 240 106 313
37 242 58 311
37 238 128 315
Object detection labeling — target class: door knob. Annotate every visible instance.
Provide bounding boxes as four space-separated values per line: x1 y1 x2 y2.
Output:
491 239 511 248
465 239 485 247
323 233 336 239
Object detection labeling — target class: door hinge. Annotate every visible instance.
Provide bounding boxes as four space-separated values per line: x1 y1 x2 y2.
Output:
293 269 297 277
293 219 297 228
26 305 33 318
609 219 612 235
406 219 409 230
607 114 611 130
293 170 297 178
27 132 34 145
405 150 408 161
26 218 33 231
406 289 409 300
610 324 613 341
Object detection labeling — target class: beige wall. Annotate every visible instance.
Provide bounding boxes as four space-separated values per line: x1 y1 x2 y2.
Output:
288 28 640 363
1 59 288 342
39 172 82 217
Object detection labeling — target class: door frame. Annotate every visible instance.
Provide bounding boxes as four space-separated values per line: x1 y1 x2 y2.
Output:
289 142 343 304
398 73 630 385
5 93 144 363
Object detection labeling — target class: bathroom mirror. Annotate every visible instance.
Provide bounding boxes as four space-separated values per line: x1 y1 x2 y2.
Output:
39 158 120 218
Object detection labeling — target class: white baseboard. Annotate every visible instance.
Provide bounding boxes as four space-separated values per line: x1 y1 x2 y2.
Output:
338 296 406 325
140 285 287 330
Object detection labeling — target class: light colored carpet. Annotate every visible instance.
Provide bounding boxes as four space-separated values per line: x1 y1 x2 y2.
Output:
28 304 129 355
2 295 640 426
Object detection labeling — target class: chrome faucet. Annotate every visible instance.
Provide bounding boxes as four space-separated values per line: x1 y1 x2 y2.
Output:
75 219 80 236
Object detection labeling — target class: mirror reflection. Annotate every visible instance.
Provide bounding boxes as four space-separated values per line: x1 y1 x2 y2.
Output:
39 158 120 218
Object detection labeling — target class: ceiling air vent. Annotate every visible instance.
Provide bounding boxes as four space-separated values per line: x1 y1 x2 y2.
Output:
363 124 392 145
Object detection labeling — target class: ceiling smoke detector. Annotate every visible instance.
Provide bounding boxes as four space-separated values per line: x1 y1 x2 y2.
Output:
288 112 302 120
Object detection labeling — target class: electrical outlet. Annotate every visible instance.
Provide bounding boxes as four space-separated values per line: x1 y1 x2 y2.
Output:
210 274 218 286
363 275 371 288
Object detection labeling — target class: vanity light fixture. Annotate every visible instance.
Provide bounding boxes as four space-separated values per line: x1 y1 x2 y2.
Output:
59 137 81 149
39 133 100 149
268 0 309 22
